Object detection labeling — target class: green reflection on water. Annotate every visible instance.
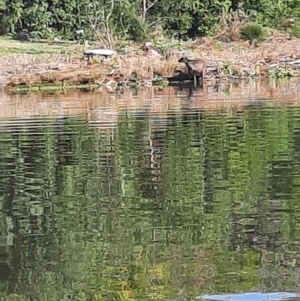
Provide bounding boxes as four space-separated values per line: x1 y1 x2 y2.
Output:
0 105 300 301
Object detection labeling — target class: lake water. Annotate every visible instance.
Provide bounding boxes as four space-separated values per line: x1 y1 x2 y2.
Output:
1 84 300 301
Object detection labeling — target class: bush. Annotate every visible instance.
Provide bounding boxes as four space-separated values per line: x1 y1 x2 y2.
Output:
239 23 264 45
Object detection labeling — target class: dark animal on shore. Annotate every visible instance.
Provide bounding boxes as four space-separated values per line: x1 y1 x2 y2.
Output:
15 30 31 42
178 55 207 86
164 69 191 83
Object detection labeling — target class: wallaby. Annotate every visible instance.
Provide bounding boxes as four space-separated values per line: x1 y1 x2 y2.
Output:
178 55 207 86
282 18 295 31
143 42 163 59
282 18 295 39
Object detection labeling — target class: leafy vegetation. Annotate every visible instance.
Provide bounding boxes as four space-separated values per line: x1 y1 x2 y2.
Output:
239 23 264 45
0 0 299 42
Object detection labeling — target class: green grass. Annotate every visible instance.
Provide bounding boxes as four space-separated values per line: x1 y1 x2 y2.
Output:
0 35 78 56
9 83 95 92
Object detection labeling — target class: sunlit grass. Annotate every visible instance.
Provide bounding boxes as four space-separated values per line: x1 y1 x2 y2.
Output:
0 35 77 55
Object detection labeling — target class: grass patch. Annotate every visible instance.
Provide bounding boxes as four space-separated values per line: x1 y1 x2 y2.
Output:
0 36 78 56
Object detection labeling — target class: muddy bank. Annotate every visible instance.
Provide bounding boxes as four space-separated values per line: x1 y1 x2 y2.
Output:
1 31 300 92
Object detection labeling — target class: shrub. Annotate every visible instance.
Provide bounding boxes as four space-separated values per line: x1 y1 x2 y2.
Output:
239 23 264 45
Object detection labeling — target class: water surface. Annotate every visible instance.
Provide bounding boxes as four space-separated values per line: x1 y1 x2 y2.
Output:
1 86 300 300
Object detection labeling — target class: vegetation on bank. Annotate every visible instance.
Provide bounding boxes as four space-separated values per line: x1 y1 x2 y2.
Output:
0 27 300 94
0 0 300 43
0 2 299 93
0 0 299 92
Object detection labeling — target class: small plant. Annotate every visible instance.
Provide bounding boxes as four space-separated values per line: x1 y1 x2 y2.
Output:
267 67 295 79
291 21 300 38
222 60 232 75
239 23 264 46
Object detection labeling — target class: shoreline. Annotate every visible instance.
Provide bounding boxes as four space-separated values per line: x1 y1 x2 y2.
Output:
0 31 300 93
0 78 300 134
1 81 300 133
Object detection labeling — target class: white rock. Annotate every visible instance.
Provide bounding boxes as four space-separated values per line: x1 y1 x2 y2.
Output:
84 49 116 57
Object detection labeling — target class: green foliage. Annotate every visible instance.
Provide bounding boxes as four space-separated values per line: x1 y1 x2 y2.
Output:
291 20 300 38
255 0 295 28
239 23 264 45
0 0 5 10
0 0 299 41
268 66 298 78
119 11 154 42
